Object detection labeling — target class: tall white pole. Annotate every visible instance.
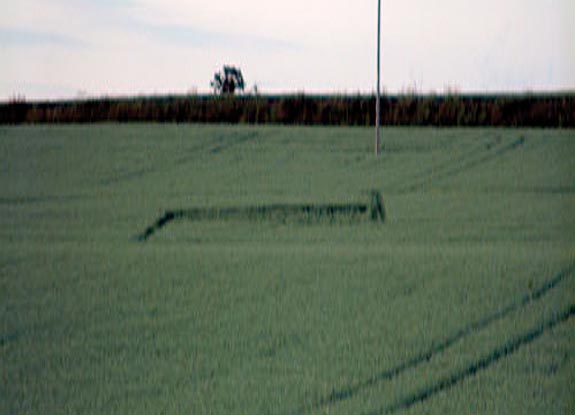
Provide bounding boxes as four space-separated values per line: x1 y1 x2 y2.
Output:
375 0 381 156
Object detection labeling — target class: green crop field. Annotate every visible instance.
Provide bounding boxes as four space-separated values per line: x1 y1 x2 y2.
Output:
1 124 574 415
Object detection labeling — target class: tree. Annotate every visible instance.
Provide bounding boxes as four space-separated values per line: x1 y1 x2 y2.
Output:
211 66 245 95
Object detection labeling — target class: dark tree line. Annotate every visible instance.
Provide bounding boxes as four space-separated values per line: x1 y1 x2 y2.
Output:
1 93 574 127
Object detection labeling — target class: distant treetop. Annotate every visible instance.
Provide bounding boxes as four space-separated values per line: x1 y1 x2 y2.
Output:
211 66 245 95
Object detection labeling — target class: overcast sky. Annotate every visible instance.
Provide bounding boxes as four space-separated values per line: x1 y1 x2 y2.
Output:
1 0 574 100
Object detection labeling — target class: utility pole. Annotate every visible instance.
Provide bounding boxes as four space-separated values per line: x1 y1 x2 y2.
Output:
375 0 381 156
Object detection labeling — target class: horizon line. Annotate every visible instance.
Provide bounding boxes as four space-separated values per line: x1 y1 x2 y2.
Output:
3 88 575 104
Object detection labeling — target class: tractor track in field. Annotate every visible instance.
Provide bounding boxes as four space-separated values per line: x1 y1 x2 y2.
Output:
0 258 25 271
99 166 156 186
170 130 259 167
206 131 258 155
365 303 575 415
467 185 575 195
387 135 525 194
295 261 574 415
381 135 501 191
0 194 88 205
99 131 259 187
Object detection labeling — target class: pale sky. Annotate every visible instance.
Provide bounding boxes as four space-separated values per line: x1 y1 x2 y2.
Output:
1 0 574 100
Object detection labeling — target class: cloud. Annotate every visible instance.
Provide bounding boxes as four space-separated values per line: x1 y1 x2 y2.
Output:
127 22 299 53
131 0 374 47
0 27 86 48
